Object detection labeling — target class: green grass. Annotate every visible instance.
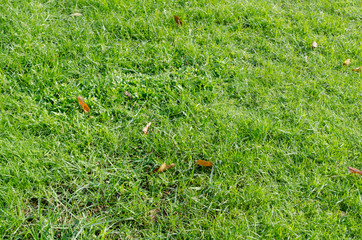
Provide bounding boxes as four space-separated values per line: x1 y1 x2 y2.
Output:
0 0 361 238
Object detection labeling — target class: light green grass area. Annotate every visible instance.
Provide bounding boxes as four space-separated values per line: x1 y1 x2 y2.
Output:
0 0 361 238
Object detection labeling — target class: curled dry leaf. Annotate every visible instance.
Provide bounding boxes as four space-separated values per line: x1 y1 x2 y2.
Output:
155 162 166 173
196 160 213 167
142 122 152 134
312 41 317 49
125 91 133 99
71 13 82 16
348 167 362 175
153 163 175 173
77 96 90 113
174 15 183 26
343 59 350 66
352 67 361 72
165 163 176 170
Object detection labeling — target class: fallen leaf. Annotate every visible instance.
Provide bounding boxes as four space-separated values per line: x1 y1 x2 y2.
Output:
165 163 176 170
153 163 175 173
196 160 213 167
352 67 361 72
155 162 166 173
312 41 317 49
142 122 152 134
125 91 133 99
148 209 161 222
77 96 90 113
348 167 362 175
343 59 350 66
71 13 82 16
339 211 347 217
174 15 183 26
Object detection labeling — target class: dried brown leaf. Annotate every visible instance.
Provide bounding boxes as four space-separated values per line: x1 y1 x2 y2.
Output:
155 162 166 173
71 13 82 16
174 15 183 26
142 122 152 134
77 96 90 113
125 91 133 99
148 209 161 222
312 41 317 49
196 160 213 167
339 211 347 217
153 163 175 173
352 67 361 72
165 163 176 170
342 59 350 66
348 167 362 175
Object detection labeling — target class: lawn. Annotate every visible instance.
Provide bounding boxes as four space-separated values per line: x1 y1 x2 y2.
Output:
0 0 361 238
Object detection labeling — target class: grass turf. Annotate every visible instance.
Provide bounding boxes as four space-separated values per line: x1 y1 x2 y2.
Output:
0 0 361 238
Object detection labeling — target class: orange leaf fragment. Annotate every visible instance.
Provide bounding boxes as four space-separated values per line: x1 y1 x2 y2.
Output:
174 15 183 26
142 122 152 134
77 96 90 113
342 59 350 66
196 160 213 167
153 163 175 173
312 41 317 49
352 67 361 72
348 167 362 175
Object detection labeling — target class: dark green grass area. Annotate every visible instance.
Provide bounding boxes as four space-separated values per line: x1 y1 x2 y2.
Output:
0 0 361 238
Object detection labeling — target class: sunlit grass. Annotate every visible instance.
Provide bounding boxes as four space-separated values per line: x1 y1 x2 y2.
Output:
0 0 361 238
